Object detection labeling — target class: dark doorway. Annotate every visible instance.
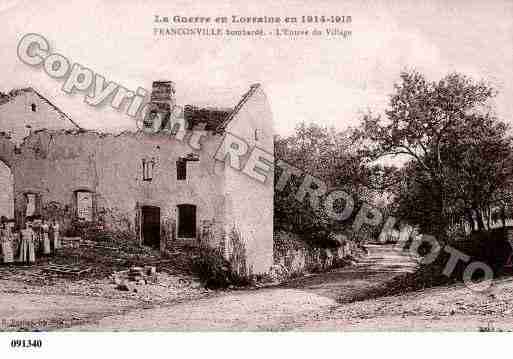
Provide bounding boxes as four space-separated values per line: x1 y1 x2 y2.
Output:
177 204 196 238
141 206 160 248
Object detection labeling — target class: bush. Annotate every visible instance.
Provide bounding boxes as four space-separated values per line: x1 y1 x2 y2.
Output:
192 245 251 289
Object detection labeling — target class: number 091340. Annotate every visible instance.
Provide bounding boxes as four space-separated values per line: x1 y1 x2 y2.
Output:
10 339 43 348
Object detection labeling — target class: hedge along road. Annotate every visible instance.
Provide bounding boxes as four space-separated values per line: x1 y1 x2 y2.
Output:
68 244 418 331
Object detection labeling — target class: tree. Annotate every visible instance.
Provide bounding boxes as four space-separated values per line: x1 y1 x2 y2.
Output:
443 114 513 231
355 70 511 238
274 123 371 246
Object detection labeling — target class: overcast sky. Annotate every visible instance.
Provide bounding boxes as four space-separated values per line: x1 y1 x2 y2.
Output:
1 0 512 135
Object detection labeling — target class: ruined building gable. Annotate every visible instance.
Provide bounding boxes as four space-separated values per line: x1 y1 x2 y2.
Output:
0 87 80 145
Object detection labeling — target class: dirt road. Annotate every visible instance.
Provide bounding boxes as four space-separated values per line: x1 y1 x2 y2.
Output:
70 244 421 331
10 244 508 331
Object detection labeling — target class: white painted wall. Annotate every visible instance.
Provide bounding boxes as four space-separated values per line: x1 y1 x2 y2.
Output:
224 85 275 274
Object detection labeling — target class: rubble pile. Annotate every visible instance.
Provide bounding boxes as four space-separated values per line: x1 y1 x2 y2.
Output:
0 239 208 303
113 266 158 291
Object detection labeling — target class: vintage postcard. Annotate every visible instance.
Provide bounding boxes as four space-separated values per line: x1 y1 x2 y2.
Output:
0 0 512 356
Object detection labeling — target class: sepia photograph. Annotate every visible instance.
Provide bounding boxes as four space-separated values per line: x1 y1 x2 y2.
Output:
0 0 512 357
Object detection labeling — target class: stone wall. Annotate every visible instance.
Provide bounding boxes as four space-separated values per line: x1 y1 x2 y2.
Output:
0 85 275 275
8 129 226 238
273 231 362 276
0 88 78 218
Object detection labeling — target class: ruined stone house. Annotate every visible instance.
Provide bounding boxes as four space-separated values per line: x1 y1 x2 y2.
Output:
0 88 81 219
0 83 274 274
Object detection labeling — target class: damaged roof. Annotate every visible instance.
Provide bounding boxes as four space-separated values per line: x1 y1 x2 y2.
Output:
165 84 261 132
215 84 261 133
184 105 232 131
0 84 262 135
0 87 81 129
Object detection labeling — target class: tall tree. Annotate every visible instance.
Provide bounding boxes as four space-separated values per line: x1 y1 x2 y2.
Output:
355 70 511 238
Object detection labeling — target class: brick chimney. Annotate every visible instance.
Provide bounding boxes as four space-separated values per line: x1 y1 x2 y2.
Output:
150 81 175 105
143 81 176 131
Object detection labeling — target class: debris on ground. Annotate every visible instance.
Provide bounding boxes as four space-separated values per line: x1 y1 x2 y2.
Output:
112 266 159 291
43 263 92 278
0 239 208 304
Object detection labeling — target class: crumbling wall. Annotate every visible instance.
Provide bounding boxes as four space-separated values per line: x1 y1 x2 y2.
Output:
0 88 78 146
12 130 98 230
2 85 275 275
198 218 226 248
273 231 361 275
11 129 227 244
